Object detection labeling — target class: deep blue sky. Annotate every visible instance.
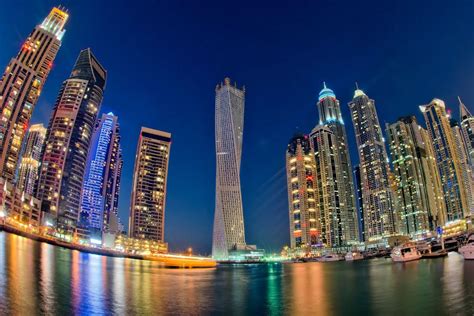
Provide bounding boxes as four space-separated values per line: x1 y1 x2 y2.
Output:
1 1 473 254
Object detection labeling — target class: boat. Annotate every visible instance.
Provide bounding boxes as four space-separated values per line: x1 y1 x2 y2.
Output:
416 241 431 253
390 243 421 262
459 234 474 260
443 238 459 252
345 251 364 261
420 242 448 259
318 254 343 262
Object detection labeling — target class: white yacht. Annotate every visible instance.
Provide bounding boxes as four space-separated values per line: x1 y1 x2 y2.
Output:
318 254 343 262
345 251 364 261
390 243 421 262
459 234 474 260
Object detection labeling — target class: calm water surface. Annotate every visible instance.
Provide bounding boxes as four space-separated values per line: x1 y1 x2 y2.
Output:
1 232 473 315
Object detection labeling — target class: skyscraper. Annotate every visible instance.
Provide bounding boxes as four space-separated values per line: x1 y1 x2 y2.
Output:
349 86 396 241
129 127 171 242
450 119 474 216
420 99 469 222
286 134 318 249
80 113 122 235
37 49 106 234
354 165 365 242
312 83 359 245
16 124 46 195
310 126 345 247
459 97 474 167
0 7 68 182
386 116 438 237
212 78 247 260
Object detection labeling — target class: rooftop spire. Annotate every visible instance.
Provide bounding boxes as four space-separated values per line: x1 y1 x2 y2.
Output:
318 82 335 101
459 96 472 121
353 82 366 98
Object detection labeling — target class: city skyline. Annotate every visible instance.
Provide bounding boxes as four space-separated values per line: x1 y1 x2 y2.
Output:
1 1 474 253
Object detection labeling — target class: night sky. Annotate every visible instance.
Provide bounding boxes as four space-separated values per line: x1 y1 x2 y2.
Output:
1 1 473 254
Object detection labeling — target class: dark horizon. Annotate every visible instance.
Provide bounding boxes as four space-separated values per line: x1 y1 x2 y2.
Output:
1 0 473 254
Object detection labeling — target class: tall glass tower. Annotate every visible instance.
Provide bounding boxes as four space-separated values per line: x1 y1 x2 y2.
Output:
37 49 106 234
129 127 171 242
349 87 396 241
16 124 46 195
450 119 474 217
459 97 474 167
212 78 246 260
286 134 318 249
0 7 68 182
312 83 359 244
386 116 439 237
80 113 122 235
420 99 469 222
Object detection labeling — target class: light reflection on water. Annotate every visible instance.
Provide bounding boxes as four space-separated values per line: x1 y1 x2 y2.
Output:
0 232 473 315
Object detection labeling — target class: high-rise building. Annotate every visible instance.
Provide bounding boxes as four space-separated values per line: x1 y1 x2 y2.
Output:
129 127 171 242
420 99 469 222
459 97 474 167
80 113 122 235
0 7 68 182
450 119 474 216
354 165 365 242
16 124 46 195
310 126 345 247
212 78 247 260
348 86 396 241
386 116 438 237
312 83 359 245
37 49 106 234
286 134 318 249
418 126 447 228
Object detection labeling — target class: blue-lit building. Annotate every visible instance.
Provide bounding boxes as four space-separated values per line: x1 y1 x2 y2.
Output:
80 113 122 236
313 83 359 244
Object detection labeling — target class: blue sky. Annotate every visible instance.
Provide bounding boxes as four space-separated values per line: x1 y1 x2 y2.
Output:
1 0 473 253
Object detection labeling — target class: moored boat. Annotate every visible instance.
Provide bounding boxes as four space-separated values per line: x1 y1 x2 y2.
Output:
390 243 421 262
345 251 364 261
443 238 459 252
459 234 474 260
318 254 343 262
420 242 448 259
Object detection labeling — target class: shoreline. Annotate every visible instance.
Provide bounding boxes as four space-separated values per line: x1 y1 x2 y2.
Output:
0 222 216 268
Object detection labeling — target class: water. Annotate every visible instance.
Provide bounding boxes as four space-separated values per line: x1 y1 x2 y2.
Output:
0 232 473 315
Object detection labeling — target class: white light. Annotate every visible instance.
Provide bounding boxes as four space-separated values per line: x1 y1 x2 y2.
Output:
90 238 102 245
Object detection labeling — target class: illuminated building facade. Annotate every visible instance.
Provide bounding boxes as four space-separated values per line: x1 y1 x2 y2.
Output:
0 7 68 182
354 165 365 241
420 99 469 221
310 126 345 247
349 87 396 240
80 113 122 234
386 116 438 237
313 83 359 245
129 127 171 242
459 97 474 167
37 49 106 233
16 124 46 195
450 119 474 216
286 134 318 249
0 178 42 227
212 78 247 260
